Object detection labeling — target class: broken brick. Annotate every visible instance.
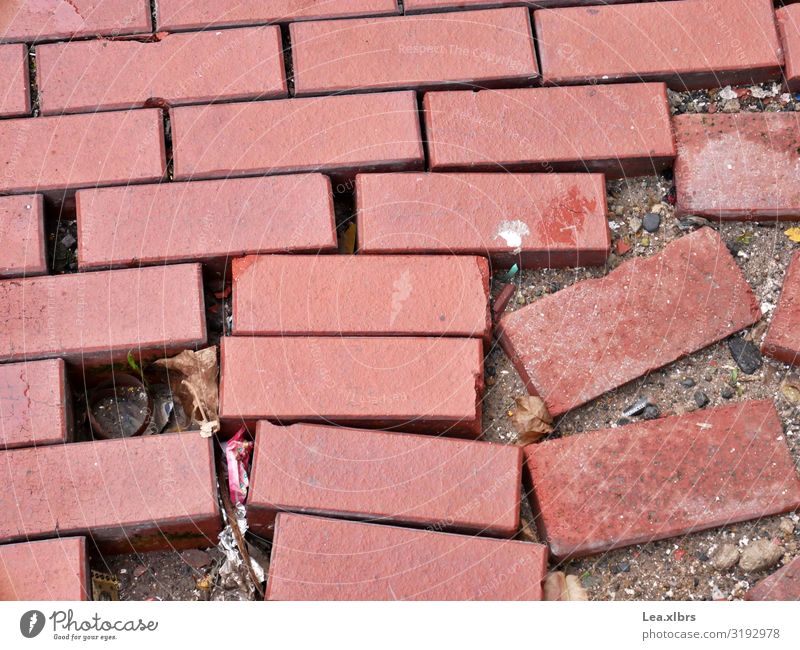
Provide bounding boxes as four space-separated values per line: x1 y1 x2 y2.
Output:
0 194 46 278
763 251 800 366
0 537 89 601
0 43 29 117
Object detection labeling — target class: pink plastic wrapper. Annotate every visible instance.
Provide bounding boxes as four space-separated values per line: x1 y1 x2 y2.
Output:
225 427 254 505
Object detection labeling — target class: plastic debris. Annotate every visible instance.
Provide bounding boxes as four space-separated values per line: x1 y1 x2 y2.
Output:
91 571 120 601
225 427 254 506
212 504 265 601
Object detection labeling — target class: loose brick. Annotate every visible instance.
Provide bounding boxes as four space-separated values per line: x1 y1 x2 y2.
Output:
0 0 151 44
498 228 761 417
248 421 521 537
232 254 490 338
763 251 800 366
0 43 28 117
0 537 89 600
525 400 800 561
1 358 71 449
424 83 675 177
291 8 537 96
0 264 207 364
76 175 336 271
266 513 547 600
219 336 484 437
356 172 610 267
171 92 423 181
674 112 800 220
0 195 46 277
37 27 287 115
535 0 783 89
777 4 800 92
745 556 800 601
0 109 165 195
0 432 220 552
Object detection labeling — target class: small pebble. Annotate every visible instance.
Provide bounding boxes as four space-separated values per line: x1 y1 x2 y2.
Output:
681 378 696 388
728 337 763 375
739 539 783 573
711 543 740 570
642 404 660 420
642 212 661 233
623 397 649 417
611 561 631 574
617 417 631 426
693 391 710 408
721 386 735 399
779 518 795 537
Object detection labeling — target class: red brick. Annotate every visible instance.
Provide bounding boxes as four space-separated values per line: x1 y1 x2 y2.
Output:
498 227 761 417
157 0 399 31
232 254 490 338
424 83 674 177
219 336 484 437
745 556 800 601
674 113 800 220
291 8 537 96
405 1 652 12
535 0 782 89
778 4 800 92
37 27 286 115
248 421 521 537
0 0 151 44
525 400 800 561
0 110 165 195
356 172 610 267
0 537 89 600
0 358 71 450
0 43 28 117
76 175 336 271
0 264 207 364
0 195 46 277
0 432 220 552
171 92 423 181
763 252 800 366
266 513 547 600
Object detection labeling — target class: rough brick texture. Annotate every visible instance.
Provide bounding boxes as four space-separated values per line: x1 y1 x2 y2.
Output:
0 264 207 364
0 432 220 552
0 0 151 43
157 0 399 31
763 252 800 366
37 27 286 115
76 175 336 271
291 8 537 96
171 92 423 180
778 4 800 92
231 254 490 338
0 43 28 117
356 172 610 267
248 421 521 536
1 358 71 449
0 109 165 195
498 228 761 416
535 0 783 89
266 513 547 600
745 556 800 601
220 336 484 437
0 195 46 277
525 400 800 560
424 83 675 177
405 1 652 11
0 537 89 600
674 113 800 220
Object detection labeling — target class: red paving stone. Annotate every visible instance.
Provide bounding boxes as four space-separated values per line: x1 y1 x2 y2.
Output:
745 556 800 601
497 227 761 417
0 358 71 450
405 1 650 11
248 421 521 537
0 109 165 195
0 264 207 365
266 513 548 600
157 0 399 31
0 0 151 44
37 27 287 115
0 195 46 277
0 43 28 117
534 0 783 89
76 175 336 271
674 112 800 220
291 8 538 96
423 83 675 177
219 336 484 437
355 172 610 267
0 432 221 552
171 92 423 181
231 254 490 338
763 251 800 366
0 537 89 600
777 4 800 92
525 400 800 561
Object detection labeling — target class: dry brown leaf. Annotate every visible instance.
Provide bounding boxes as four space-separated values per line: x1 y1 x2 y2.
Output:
543 571 589 601
785 226 800 243
780 379 800 406
511 396 553 445
155 347 219 434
